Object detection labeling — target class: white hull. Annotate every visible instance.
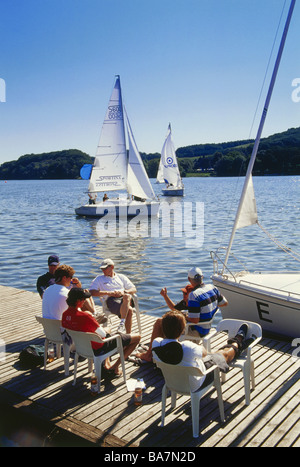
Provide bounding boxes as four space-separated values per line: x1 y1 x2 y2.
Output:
212 272 300 339
75 199 160 218
162 187 184 197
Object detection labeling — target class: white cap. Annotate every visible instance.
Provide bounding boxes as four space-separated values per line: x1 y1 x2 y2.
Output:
188 267 203 280
100 258 114 269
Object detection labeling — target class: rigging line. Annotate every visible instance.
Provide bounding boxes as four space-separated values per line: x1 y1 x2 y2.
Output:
248 0 288 140
257 221 300 263
219 2 288 248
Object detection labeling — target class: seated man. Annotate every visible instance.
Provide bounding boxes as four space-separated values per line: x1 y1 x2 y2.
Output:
89 258 137 334
42 265 75 320
187 266 228 337
36 255 60 298
42 264 100 321
136 267 227 362
62 288 141 377
152 311 254 391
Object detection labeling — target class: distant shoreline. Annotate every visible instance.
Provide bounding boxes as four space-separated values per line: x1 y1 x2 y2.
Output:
1 126 299 179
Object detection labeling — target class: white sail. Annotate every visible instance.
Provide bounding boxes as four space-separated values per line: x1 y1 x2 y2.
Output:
235 175 258 229
161 124 182 187
125 109 156 200
88 76 127 193
156 158 164 184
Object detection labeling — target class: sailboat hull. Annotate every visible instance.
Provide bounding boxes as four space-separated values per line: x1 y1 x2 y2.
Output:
75 200 160 218
212 272 300 339
162 187 184 196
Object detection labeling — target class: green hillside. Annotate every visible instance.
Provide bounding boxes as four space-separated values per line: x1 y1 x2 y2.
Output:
0 149 93 180
1 127 300 180
142 127 300 177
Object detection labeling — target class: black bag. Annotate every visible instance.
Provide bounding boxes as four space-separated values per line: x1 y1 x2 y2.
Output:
19 345 45 368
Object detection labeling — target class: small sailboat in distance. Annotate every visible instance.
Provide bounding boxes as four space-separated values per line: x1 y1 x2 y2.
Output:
158 124 184 196
75 76 159 218
211 0 300 339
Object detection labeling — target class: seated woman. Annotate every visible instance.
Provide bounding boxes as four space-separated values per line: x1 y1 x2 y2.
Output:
62 288 141 376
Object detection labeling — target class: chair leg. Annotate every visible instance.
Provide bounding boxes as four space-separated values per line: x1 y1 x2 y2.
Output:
251 360 255 390
63 343 70 376
243 365 251 406
72 354 78 386
116 339 126 385
44 339 48 370
120 352 127 385
94 357 102 393
132 308 142 335
170 391 177 408
214 370 225 422
190 394 201 438
161 384 168 427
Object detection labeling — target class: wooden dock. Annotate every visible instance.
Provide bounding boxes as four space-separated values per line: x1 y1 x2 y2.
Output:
0 285 299 447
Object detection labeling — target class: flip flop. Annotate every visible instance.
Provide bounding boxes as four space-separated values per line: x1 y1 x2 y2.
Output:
138 344 149 351
127 356 152 366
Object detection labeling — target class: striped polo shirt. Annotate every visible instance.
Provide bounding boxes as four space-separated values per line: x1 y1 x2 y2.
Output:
187 283 226 336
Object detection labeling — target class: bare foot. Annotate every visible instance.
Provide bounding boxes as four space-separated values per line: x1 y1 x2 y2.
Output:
135 351 152 363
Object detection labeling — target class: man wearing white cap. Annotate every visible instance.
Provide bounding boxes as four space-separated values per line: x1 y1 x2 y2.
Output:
89 259 137 334
135 266 227 363
187 267 228 338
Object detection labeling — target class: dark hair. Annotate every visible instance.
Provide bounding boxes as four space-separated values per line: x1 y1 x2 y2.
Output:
162 311 186 339
54 265 75 282
66 294 77 306
66 287 91 306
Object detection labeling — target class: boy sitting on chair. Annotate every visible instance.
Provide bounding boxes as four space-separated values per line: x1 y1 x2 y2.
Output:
152 311 254 391
62 288 140 377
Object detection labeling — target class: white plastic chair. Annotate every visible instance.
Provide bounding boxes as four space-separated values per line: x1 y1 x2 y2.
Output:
101 294 142 334
205 319 262 406
35 316 71 376
153 358 225 438
66 329 126 393
179 321 216 351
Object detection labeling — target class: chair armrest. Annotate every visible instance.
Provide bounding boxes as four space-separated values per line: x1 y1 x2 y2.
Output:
202 363 218 377
131 294 139 310
202 328 217 345
101 333 121 344
245 336 261 359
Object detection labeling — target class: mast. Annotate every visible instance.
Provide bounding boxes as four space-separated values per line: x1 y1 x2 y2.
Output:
223 0 296 270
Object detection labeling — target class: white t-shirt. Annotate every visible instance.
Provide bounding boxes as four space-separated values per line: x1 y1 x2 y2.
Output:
152 338 207 392
42 284 69 320
89 273 135 300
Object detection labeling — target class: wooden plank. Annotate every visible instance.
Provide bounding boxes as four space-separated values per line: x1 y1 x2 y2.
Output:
1 284 299 448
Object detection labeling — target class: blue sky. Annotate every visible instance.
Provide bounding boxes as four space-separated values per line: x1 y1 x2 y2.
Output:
0 0 299 164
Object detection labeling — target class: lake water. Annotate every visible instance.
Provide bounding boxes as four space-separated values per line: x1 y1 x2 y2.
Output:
0 176 299 320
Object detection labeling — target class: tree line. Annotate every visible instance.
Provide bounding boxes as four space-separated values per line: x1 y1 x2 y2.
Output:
0 127 299 180
141 127 300 177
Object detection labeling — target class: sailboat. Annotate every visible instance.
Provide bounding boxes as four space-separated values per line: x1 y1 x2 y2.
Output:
158 124 184 196
211 0 300 339
75 76 159 218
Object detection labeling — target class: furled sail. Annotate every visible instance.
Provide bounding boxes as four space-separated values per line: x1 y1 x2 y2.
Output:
88 76 127 193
